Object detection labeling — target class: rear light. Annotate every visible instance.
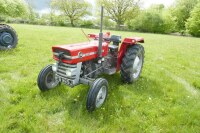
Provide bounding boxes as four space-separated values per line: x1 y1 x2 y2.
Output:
132 39 136 43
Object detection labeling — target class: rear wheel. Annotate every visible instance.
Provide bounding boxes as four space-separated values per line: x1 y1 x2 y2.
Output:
120 44 144 83
37 65 60 91
0 24 18 50
86 78 108 112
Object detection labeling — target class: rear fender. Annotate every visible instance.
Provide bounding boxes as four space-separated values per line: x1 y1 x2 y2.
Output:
116 37 144 71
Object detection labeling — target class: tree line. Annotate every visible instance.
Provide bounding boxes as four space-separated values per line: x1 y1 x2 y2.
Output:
0 0 199 37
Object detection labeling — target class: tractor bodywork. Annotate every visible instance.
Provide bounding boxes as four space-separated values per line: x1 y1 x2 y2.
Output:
37 6 145 112
52 41 109 64
50 35 144 88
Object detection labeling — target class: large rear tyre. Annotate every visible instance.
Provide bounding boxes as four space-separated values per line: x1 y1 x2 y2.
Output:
120 44 144 83
0 24 18 50
37 65 60 91
86 78 108 112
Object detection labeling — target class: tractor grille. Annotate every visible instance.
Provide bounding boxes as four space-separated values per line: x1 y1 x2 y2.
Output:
56 63 77 79
55 63 79 87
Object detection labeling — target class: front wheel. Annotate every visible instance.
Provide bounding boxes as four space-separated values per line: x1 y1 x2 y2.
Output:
37 65 60 91
86 78 108 112
120 44 144 83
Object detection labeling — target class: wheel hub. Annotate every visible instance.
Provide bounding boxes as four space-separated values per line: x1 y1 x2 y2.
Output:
95 86 107 108
0 32 13 46
133 55 143 78
45 72 59 89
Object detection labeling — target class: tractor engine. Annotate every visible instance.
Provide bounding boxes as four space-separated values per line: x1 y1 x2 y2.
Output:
104 45 118 69
81 60 103 78
104 35 121 70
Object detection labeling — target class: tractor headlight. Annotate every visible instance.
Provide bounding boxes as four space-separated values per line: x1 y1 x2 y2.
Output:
52 63 58 72
66 69 72 77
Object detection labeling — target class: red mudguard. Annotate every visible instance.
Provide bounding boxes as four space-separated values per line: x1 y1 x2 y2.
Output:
116 37 144 71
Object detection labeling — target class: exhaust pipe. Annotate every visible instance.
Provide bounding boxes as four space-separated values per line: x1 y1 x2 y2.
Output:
98 6 104 59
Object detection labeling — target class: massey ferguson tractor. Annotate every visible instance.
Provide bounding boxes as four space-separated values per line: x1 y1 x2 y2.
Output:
37 7 145 112
0 24 18 50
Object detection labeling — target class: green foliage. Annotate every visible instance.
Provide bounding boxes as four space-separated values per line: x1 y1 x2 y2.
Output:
186 3 200 37
29 14 71 27
50 15 70 27
51 0 91 27
0 0 29 18
0 0 199 36
97 0 140 27
162 10 176 33
95 16 116 29
170 0 199 31
79 20 94 28
129 5 175 34
1 24 200 132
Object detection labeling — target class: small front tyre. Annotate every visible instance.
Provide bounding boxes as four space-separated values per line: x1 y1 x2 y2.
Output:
86 78 108 112
37 65 60 91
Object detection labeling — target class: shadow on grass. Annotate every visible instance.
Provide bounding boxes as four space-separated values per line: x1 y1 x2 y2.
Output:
38 73 165 125
0 48 19 55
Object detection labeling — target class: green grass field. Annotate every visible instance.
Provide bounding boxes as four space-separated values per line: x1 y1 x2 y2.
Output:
0 24 200 133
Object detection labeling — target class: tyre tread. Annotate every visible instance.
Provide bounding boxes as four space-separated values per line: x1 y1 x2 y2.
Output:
120 44 144 83
86 78 108 112
0 24 18 50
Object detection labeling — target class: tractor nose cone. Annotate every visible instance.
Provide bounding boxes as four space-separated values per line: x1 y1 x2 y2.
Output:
0 33 13 46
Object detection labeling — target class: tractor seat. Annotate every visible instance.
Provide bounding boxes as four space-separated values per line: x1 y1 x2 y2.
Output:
110 35 121 46
109 44 118 50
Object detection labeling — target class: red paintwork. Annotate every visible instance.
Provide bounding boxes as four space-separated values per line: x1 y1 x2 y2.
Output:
52 41 109 64
123 37 144 44
116 37 144 71
88 32 110 40
52 33 144 71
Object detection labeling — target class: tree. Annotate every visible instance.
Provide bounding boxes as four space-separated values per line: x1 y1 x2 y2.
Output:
162 9 176 33
170 0 199 32
130 11 165 33
51 0 91 27
186 2 200 37
0 0 28 18
97 0 141 28
128 4 176 34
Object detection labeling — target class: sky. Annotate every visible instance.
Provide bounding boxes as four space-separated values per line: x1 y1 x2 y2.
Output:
29 0 175 14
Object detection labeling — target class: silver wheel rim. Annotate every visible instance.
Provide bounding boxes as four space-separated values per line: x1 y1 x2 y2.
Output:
95 86 107 108
45 72 59 89
132 55 143 79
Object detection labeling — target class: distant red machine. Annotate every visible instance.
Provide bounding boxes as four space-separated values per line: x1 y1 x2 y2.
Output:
37 7 145 112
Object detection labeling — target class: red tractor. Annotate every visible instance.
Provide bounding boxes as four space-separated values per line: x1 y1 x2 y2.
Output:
37 7 145 112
